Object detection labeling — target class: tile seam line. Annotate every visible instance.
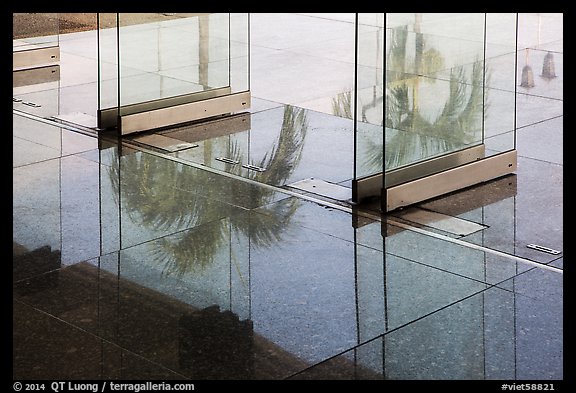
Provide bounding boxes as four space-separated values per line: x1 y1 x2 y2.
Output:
286 281 500 380
286 253 564 380
13 110 562 275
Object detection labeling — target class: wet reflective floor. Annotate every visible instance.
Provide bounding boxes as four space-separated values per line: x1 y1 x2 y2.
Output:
13 13 563 382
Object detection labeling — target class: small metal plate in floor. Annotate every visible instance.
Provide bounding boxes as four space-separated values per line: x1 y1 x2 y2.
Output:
395 207 487 236
287 178 351 201
132 134 198 152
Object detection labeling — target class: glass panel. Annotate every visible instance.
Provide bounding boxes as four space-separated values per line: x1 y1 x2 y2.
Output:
13 13 59 53
230 13 250 94
97 13 119 118
117 13 227 110
384 13 487 173
354 13 518 203
98 13 249 130
484 13 518 155
354 13 385 180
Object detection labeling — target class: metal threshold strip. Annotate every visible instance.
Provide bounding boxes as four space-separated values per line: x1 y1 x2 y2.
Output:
14 110 563 275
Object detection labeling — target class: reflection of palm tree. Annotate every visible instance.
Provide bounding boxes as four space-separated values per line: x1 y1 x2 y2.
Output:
332 91 353 119
333 16 488 175
251 105 308 186
381 57 486 170
156 221 227 275
107 105 309 276
228 105 309 248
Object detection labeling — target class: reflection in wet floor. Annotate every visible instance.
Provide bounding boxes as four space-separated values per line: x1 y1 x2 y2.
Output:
13 12 563 382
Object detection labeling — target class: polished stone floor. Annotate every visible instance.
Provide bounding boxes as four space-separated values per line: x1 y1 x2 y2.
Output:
13 13 563 383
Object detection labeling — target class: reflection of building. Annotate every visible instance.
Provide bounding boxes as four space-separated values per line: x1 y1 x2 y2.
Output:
13 244 61 292
13 257 384 379
179 306 254 379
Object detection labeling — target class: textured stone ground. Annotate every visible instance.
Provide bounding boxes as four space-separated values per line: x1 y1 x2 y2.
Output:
13 13 196 39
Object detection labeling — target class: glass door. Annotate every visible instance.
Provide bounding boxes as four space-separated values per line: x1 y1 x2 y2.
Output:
97 13 250 135
353 13 385 202
353 13 518 211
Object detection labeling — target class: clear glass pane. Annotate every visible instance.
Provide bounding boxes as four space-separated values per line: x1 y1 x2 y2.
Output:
230 13 250 94
355 13 385 180
384 13 487 173
97 13 119 114
485 13 518 155
354 13 518 202
98 13 249 129
116 13 236 113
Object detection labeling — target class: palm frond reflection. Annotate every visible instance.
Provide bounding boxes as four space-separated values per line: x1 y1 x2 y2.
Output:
332 19 489 177
107 105 309 277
